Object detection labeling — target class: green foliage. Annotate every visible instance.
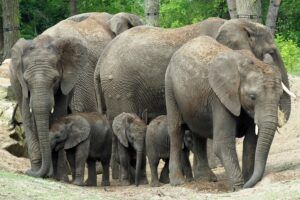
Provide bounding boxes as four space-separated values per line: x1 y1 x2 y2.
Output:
160 0 229 28
19 0 69 39
275 35 300 75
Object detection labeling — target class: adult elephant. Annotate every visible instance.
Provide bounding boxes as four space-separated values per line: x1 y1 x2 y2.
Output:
165 36 290 189
94 18 291 181
9 12 143 178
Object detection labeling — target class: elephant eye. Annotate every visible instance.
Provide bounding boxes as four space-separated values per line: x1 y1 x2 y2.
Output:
249 94 256 101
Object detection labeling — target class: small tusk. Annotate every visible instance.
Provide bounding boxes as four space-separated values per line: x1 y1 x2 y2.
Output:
29 108 32 113
51 107 54 114
255 125 258 135
281 82 296 98
276 128 281 135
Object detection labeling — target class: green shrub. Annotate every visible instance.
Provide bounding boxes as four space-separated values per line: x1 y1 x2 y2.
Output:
275 35 300 75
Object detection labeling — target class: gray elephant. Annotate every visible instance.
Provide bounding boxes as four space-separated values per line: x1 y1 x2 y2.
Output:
112 112 148 186
49 112 112 186
9 12 143 178
94 17 291 182
165 36 294 190
146 115 193 187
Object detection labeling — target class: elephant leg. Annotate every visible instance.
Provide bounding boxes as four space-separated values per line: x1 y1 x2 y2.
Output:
101 159 110 186
212 104 244 191
159 160 170 184
139 153 148 185
193 136 217 182
242 124 257 182
111 134 120 179
149 157 160 187
55 150 70 182
66 149 76 181
72 142 89 186
118 141 131 186
166 84 185 186
86 159 97 186
207 139 222 169
182 150 193 182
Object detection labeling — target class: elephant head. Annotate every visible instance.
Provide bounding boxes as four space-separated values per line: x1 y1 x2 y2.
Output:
109 12 144 35
112 112 147 186
216 19 291 122
49 116 90 151
10 35 88 177
208 50 293 188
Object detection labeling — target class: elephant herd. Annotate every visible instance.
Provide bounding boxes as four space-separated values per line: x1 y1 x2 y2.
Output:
9 11 295 191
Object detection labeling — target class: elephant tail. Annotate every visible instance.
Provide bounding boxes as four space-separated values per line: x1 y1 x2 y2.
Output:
94 66 106 115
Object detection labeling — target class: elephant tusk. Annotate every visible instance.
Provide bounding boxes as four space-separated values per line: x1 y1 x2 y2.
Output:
281 82 296 98
29 108 32 113
255 125 258 135
51 107 54 114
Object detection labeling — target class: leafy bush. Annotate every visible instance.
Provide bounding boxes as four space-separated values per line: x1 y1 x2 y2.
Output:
275 35 300 75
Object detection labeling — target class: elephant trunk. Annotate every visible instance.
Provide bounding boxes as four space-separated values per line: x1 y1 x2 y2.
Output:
135 151 143 186
29 91 53 178
244 106 278 188
271 49 291 121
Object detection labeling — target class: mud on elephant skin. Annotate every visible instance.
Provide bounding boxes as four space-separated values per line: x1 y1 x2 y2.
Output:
165 36 294 190
146 115 193 187
112 112 148 186
9 12 143 178
49 112 112 186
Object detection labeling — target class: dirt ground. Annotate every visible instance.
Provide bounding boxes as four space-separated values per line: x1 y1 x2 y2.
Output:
0 75 300 200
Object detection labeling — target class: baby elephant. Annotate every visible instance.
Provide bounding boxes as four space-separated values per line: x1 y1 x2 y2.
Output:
146 115 193 187
49 112 112 186
112 112 148 186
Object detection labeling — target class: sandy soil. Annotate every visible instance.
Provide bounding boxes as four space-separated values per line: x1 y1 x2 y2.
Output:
0 76 299 200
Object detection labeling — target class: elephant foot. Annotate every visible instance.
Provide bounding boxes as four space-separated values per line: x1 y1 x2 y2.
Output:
194 169 217 182
169 173 185 186
120 179 131 186
85 179 97 186
232 182 244 192
101 180 110 187
186 176 194 182
159 175 170 184
72 179 84 186
150 180 162 187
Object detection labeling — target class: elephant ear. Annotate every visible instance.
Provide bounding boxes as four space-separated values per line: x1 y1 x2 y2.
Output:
64 116 90 150
208 52 241 116
11 38 32 99
112 113 130 147
109 12 143 35
52 37 88 95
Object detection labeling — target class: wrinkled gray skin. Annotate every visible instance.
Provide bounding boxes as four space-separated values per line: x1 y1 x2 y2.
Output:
94 17 290 182
165 36 283 190
49 112 112 186
112 113 148 186
146 115 193 187
9 12 143 178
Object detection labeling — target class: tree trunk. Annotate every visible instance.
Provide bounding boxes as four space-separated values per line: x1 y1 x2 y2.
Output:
145 0 160 27
266 0 281 35
236 0 262 23
69 0 77 16
0 15 3 62
226 0 237 19
2 0 20 59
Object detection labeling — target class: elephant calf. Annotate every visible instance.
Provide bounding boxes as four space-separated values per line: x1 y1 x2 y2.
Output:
112 112 148 186
146 115 193 187
49 112 112 186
